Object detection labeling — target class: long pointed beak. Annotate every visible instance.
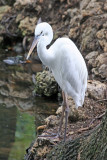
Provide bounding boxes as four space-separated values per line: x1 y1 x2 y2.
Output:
26 37 38 60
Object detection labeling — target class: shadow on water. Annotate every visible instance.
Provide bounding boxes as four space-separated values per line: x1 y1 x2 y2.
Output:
0 49 59 160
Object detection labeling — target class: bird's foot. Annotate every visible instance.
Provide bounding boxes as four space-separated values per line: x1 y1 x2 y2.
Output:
38 131 61 139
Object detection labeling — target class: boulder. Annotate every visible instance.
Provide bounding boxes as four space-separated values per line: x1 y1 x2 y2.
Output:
35 71 58 96
87 80 106 100
86 52 107 79
18 16 37 36
0 5 11 21
14 0 35 7
56 98 86 122
96 28 107 52
45 115 60 127
85 51 99 67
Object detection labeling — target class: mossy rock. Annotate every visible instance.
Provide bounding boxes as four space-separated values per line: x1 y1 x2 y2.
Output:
35 71 58 97
18 16 37 36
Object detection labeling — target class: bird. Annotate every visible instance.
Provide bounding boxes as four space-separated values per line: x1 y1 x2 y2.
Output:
27 22 88 141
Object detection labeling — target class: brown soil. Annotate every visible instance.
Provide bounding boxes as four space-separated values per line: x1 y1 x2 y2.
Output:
40 96 106 142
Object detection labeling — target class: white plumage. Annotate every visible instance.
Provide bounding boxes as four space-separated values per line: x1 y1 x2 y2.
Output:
49 38 87 107
27 22 88 141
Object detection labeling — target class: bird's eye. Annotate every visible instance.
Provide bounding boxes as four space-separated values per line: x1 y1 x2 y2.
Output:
40 31 43 35
36 31 43 37
40 31 44 36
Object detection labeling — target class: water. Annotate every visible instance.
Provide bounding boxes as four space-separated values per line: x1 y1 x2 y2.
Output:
0 50 58 160
0 105 35 160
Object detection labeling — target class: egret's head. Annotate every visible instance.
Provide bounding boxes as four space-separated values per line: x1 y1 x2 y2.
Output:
26 22 53 59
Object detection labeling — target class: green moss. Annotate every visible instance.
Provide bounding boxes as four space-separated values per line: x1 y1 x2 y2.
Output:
34 71 58 96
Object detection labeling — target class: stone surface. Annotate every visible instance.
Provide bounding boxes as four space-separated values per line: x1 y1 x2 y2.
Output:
56 99 86 122
25 137 54 160
87 80 106 100
45 115 59 127
35 71 58 96
14 0 35 6
96 29 107 52
85 51 99 67
19 17 37 36
93 53 107 78
12 71 32 84
0 5 11 20
86 52 107 79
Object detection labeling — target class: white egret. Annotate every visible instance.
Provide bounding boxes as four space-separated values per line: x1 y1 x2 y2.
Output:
27 22 88 141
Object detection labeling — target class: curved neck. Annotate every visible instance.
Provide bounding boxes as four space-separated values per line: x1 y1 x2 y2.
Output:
37 37 54 68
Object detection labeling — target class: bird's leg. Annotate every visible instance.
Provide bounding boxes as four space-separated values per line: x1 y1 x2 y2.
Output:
58 91 66 137
38 92 65 139
64 93 69 141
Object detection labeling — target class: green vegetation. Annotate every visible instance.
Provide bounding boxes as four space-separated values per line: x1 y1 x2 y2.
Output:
8 110 36 160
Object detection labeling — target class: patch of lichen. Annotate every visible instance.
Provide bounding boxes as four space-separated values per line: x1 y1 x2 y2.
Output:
35 70 58 97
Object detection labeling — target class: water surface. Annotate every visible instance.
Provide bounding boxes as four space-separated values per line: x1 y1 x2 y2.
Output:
0 49 58 160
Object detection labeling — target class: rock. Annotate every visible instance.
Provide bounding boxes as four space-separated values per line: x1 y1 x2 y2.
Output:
66 8 80 18
70 14 83 27
80 0 90 10
56 106 63 115
104 1 107 11
14 0 35 6
0 80 5 87
17 98 33 110
85 51 99 61
9 87 32 99
0 87 9 96
86 52 107 79
98 64 107 79
95 53 107 67
16 13 24 23
56 98 86 122
19 16 37 36
79 12 107 54
0 5 11 21
0 95 16 108
35 71 58 97
96 29 107 52
45 115 59 127
81 26 97 53
0 0 15 6
81 1 103 16
85 51 99 67
12 71 32 83
68 96 86 121
87 80 106 100
92 53 107 78
69 27 80 39
25 137 54 160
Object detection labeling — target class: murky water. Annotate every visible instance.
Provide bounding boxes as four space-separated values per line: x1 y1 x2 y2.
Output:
0 50 58 160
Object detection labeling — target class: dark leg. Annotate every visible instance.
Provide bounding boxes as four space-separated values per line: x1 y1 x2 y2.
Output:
38 91 65 139
58 91 66 136
63 93 69 141
38 92 69 141
58 91 69 141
